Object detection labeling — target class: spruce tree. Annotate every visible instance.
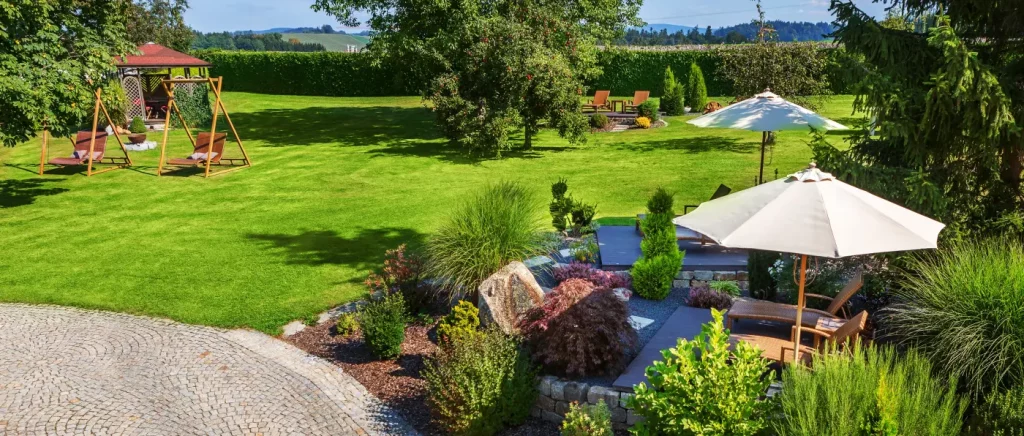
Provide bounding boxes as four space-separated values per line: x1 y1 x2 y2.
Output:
686 63 708 112
659 67 685 116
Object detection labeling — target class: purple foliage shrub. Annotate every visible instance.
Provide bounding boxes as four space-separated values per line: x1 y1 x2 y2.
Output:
552 262 630 290
687 283 733 310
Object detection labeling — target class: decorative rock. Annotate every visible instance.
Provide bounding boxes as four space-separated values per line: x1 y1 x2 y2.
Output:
542 410 563 423
613 288 632 302
767 381 784 398
627 409 645 425
550 380 567 401
281 320 306 337
673 280 687 289
628 316 654 331
477 261 546 334
613 422 630 431
587 386 620 407
714 271 738 281
690 280 708 289
677 270 694 280
737 271 749 281
555 401 571 415
694 270 714 281
524 255 555 268
619 392 634 409
530 407 541 418
563 382 589 403
537 395 555 412
610 406 627 423
539 375 556 397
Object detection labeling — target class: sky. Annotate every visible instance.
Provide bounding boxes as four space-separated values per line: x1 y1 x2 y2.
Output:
184 0 890 33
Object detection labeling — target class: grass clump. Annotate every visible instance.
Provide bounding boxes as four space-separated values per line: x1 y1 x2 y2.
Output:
423 328 537 435
882 237 1024 399
709 280 741 296
773 344 967 436
358 294 406 360
426 181 547 301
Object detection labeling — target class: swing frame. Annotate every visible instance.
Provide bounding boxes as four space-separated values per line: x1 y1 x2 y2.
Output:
157 76 251 178
38 87 133 177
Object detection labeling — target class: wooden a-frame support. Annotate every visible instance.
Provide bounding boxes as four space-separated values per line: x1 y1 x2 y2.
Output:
157 76 251 178
39 88 133 177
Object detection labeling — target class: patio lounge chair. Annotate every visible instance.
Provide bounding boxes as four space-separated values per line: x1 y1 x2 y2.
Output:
636 184 732 244
684 184 732 214
624 91 650 112
167 132 227 166
726 272 864 331
48 131 109 166
582 90 611 112
730 310 868 364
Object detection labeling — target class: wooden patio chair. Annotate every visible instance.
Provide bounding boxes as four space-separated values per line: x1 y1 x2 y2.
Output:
729 310 868 364
684 184 732 214
703 101 723 114
726 272 865 331
166 132 228 167
582 90 611 112
624 91 650 112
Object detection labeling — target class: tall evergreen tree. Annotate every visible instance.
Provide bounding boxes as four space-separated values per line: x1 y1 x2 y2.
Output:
686 63 708 112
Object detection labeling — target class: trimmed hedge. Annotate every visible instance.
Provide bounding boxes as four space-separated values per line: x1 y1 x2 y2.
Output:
196 48 856 98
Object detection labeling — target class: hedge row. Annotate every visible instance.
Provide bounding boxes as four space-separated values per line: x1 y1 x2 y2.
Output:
196 48 855 98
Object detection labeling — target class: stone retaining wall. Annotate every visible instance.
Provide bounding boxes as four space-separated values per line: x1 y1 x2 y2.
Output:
531 376 641 430
674 270 749 292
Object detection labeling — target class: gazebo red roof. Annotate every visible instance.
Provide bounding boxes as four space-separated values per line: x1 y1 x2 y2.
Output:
116 43 211 68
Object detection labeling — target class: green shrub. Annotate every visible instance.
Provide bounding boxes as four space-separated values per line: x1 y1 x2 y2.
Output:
423 328 537 435
639 215 676 258
709 280 741 296
646 187 674 215
171 82 212 129
427 182 547 301
636 100 659 122
589 113 609 129
747 250 779 300
335 312 358 336
631 251 682 300
659 66 685 116
549 178 597 236
561 400 612 436
773 344 967 436
967 383 1024 435
882 237 1024 398
358 294 406 360
686 62 708 112
628 309 771 435
128 116 146 134
102 79 129 128
437 300 481 345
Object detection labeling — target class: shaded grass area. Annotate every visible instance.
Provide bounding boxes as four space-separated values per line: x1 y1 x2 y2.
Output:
0 93 862 333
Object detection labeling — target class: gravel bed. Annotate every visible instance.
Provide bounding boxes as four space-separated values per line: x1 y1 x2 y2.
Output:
628 285 689 349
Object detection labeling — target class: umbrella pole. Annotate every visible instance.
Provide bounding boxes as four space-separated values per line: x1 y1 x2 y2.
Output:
758 131 768 184
793 254 808 364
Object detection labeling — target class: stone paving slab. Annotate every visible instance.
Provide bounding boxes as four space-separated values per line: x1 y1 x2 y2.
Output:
0 304 416 436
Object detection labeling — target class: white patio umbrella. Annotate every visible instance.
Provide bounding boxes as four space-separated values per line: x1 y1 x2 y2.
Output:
673 164 945 362
688 90 848 184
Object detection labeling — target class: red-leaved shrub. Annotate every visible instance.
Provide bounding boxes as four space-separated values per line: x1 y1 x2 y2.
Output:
518 278 638 377
552 262 631 290
687 283 733 310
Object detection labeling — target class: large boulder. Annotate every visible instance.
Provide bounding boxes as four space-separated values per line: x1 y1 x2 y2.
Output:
478 261 545 334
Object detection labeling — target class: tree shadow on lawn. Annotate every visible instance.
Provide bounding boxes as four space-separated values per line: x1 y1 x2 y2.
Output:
368 140 574 164
246 227 428 273
615 135 756 154
229 106 441 148
0 178 70 209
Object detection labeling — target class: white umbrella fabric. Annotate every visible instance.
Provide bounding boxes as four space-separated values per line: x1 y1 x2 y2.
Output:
673 164 945 362
688 90 849 183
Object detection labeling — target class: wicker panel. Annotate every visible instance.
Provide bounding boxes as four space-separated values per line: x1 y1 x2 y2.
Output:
121 75 145 122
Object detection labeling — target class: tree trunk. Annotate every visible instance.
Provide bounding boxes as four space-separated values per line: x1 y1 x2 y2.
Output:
524 122 534 149
999 138 1023 203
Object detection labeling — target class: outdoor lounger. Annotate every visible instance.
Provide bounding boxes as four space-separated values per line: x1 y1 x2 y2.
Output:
726 271 864 332
582 90 611 112
48 131 108 166
624 91 650 112
730 310 868 364
167 132 228 166
636 184 732 244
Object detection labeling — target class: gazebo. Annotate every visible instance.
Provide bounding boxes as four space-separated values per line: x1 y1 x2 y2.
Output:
115 43 211 125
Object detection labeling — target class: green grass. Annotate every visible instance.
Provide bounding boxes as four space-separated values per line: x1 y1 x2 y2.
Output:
281 33 368 51
0 93 863 333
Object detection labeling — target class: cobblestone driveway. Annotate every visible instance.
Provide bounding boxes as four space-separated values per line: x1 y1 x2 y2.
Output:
0 304 415 435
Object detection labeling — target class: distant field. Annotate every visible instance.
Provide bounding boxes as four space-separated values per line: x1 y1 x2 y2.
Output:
282 33 368 51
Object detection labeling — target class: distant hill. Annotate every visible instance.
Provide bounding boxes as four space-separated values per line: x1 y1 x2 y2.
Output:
281 33 368 51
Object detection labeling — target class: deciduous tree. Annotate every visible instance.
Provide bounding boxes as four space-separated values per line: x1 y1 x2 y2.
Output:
0 0 134 147
313 0 642 153
126 0 193 53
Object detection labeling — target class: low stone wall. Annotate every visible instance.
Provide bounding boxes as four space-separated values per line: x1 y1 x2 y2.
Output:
531 376 641 430
674 270 749 292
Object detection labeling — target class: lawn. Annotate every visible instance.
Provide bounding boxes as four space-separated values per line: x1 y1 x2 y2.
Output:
0 93 863 333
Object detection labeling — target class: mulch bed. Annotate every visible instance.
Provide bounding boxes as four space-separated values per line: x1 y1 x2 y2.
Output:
286 320 560 436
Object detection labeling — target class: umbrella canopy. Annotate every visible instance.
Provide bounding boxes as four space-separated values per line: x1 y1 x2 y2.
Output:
673 165 945 258
687 90 849 132
674 164 944 362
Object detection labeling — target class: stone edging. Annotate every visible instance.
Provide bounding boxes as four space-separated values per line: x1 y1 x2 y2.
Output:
532 377 642 430
675 269 750 291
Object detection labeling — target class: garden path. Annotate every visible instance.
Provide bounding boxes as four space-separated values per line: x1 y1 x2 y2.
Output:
0 304 415 435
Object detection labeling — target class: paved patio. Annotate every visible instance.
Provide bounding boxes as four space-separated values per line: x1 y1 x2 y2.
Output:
0 304 415 435
596 225 748 271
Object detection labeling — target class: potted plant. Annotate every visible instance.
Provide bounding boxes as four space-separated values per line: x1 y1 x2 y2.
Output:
127 116 147 144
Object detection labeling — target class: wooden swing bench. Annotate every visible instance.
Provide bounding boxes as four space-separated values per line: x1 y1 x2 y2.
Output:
39 87 133 177
157 77 251 178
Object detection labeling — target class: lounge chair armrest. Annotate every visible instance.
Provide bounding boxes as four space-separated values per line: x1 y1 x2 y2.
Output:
803 308 835 318
792 326 832 339
804 293 834 302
